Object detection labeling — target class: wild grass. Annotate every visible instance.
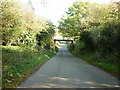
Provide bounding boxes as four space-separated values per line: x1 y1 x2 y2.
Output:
67 44 118 78
1 46 57 88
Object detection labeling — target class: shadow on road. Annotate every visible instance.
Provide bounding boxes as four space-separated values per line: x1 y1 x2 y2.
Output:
18 41 119 88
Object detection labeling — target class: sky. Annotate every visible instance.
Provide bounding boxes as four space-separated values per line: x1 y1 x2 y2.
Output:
20 0 119 26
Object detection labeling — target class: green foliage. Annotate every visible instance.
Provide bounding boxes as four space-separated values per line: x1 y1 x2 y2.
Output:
59 1 119 73
1 0 57 88
67 43 118 77
1 1 25 45
36 21 56 50
80 30 94 50
2 46 57 88
58 1 88 38
1 1 56 49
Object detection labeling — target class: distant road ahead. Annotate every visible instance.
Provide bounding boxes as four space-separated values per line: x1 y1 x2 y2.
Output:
19 42 119 88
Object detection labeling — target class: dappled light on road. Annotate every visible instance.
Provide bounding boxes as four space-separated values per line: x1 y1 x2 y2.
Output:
19 42 119 88
18 74 119 88
50 77 69 81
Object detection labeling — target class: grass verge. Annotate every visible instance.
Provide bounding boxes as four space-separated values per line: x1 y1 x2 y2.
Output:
67 44 119 79
1 46 58 88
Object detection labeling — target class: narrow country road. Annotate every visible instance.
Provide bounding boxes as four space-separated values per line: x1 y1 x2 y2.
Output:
19 42 119 88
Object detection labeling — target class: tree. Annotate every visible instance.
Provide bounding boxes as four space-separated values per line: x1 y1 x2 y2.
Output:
58 1 88 38
1 1 25 45
36 20 56 51
59 1 119 64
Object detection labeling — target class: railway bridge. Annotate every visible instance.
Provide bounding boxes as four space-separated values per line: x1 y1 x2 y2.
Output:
53 36 75 49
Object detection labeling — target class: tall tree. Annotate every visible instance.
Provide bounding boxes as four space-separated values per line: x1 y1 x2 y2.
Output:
58 1 88 38
1 1 25 45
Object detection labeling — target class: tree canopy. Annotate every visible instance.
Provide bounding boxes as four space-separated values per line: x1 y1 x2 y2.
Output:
58 1 119 64
1 0 56 50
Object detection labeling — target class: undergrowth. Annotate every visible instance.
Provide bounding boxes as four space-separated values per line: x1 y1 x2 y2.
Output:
67 43 119 78
2 46 57 88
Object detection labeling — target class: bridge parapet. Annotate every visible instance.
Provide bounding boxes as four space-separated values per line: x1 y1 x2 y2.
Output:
54 39 74 41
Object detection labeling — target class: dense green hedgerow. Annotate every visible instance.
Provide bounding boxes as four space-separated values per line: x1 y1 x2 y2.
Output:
67 43 118 78
2 46 57 88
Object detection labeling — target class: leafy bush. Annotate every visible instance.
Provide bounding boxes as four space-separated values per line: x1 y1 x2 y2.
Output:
2 46 57 88
1 1 56 49
59 1 119 65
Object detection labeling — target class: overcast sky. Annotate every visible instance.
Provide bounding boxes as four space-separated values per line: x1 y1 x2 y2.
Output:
20 0 119 26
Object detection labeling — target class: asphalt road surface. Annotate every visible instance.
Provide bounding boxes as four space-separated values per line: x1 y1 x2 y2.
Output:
19 42 119 88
